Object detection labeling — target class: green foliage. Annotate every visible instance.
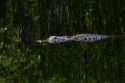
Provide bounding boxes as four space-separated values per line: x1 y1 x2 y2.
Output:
0 0 125 83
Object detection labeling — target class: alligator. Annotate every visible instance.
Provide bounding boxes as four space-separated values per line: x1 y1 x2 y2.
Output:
36 34 109 44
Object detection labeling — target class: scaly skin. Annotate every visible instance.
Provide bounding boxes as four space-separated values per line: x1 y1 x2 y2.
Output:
36 34 109 44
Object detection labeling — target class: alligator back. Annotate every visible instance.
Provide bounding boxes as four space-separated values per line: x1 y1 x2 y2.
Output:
46 34 109 43
71 34 109 42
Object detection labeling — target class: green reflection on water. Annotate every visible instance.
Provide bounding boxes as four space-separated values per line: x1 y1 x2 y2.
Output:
40 39 125 82
1 0 125 82
1 37 125 83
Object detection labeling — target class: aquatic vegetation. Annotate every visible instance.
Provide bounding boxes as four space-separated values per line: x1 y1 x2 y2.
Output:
1 0 125 82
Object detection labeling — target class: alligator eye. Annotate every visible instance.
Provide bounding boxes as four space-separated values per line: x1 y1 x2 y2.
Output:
55 37 58 39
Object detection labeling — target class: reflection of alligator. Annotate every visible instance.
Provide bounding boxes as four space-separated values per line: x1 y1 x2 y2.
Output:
37 34 109 44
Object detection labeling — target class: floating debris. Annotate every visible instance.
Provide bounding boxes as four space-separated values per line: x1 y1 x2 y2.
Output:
36 34 109 44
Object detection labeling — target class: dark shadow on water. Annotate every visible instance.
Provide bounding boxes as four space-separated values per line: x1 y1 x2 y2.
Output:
35 38 125 82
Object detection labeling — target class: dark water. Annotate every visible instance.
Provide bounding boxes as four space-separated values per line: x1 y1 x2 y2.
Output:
40 38 125 83
37 38 125 83
1 0 125 82
0 32 125 83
